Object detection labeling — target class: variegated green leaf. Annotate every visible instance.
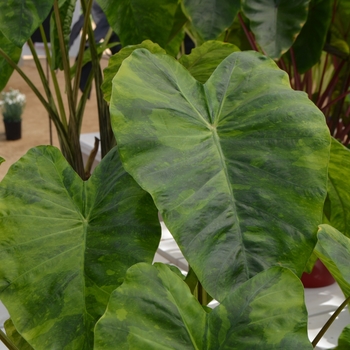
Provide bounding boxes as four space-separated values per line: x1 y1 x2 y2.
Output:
182 0 240 43
102 40 166 103
335 325 350 349
323 138 350 238
4 319 33 350
95 263 311 349
110 49 330 302
241 0 310 59
315 224 350 297
0 0 54 47
179 40 240 83
0 146 160 349
0 30 22 91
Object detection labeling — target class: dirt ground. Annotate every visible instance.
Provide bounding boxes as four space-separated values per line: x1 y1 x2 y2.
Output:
0 57 103 180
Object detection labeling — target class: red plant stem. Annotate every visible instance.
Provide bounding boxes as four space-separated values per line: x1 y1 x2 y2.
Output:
345 104 350 117
290 47 301 90
321 89 350 112
238 13 259 52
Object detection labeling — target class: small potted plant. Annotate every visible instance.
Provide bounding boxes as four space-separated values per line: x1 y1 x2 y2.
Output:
0 88 26 140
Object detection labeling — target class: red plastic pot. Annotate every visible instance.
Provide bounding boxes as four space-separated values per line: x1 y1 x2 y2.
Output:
301 259 335 288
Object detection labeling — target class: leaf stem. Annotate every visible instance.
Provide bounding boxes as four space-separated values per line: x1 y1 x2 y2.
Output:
0 329 18 350
312 295 350 347
39 24 68 128
0 48 55 116
73 0 94 110
53 0 75 121
26 38 59 118
238 13 259 52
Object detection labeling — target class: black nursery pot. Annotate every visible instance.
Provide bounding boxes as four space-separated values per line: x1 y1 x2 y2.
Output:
4 121 21 140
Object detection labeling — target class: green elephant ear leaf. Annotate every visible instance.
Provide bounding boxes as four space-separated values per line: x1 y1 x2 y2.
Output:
0 0 54 47
327 0 350 58
179 40 240 83
241 0 310 59
0 30 22 91
324 138 350 238
97 0 179 49
94 263 311 349
102 40 166 103
181 0 240 43
0 146 160 349
283 0 332 73
0 156 5 165
315 224 350 298
110 49 330 302
4 319 34 350
335 325 350 349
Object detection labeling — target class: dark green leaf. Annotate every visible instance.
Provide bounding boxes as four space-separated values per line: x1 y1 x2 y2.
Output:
0 0 54 47
324 138 350 238
0 30 22 91
284 0 333 73
179 40 240 83
241 0 310 59
0 146 160 349
0 156 5 166
182 0 240 43
335 325 350 349
96 0 179 48
4 319 33 350
315 224 350 297
164 2 188 56
327 0 350 57
102 40 166 103
110 49 330 301
94 264 311 349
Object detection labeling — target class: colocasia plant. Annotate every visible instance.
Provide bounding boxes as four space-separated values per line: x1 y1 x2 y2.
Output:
2 47 349 349
1 0 350 349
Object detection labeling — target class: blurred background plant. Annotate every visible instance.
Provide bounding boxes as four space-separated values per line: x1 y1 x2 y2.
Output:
0 89 26 122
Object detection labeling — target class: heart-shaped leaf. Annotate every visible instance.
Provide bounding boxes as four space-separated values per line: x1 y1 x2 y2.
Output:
335 325 350 349
182 0 240 43
179 40 240 83
328 0 350 57
102 40 166 103
0 146 160 349
324 138 350 238
3 319 33 350
315 224 350 297
95 263 311 349
241 0 310 59
97 0 179 48
283 0 332 73
0 0 54 47
110 48 330 302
